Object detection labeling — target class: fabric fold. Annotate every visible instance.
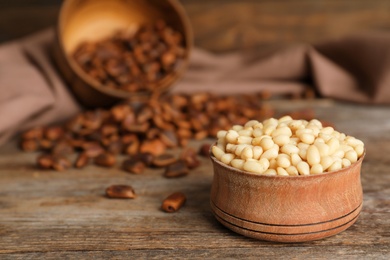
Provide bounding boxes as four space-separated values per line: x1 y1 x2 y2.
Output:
0 29 81 144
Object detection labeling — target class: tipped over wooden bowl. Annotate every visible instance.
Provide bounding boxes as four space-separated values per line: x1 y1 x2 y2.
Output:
53 0 193 107
210 152 365 243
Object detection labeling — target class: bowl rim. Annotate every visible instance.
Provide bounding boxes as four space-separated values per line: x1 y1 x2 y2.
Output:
210 144 365 179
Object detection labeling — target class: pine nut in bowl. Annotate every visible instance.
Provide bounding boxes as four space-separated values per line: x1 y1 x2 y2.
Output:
209 117 365 242
53 0 193 107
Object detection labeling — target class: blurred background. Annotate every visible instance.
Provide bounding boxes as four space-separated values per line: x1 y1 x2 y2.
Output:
1 0 390 53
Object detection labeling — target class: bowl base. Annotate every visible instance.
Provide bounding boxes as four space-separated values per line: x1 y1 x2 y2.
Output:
210 200 362 243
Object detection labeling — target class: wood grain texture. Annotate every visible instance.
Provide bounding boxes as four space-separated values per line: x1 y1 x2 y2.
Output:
0 100 389 258
1 1 390 52
184 0 390 52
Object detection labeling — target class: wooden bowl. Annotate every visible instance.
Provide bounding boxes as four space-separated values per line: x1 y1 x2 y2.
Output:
53 0 193 107
210 152 365 243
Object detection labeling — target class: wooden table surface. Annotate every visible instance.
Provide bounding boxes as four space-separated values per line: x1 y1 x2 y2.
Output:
0 100 389 259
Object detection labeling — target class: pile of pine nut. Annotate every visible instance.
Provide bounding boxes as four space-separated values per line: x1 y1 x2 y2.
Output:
212 116 364 176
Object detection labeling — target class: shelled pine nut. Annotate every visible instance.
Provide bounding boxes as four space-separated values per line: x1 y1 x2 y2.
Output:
212 117 365 176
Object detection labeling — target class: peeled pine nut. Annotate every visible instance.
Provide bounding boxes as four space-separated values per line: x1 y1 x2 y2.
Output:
259 158 270 170
273 135 290 146
314 142 329 157
310 164 323 174
278 115 293 123
276 122 291 131
314 137 325 144
234 144 249 157
251 136 263 146
237 136 253 144
297 142 309 151
226 130 239 143
221 153 235 165
260 137 274 150
321 126 334 135
277 122 287 129
298 148 307 160
297 161 310 175
277 154 291 168
264 169 277 176
263 118 278 126
309 119 322 127
340 144 354 153
342 158 352 168
231 159 245 170
296 128 312 137
328 161 342 172
269 158 277 169
216 142 226 151
291 153 302 166
300 133 315 144
252 122 263 129
214 117 364 175
327 137 340 155
245 158 258 162
306 125 320 136
286 165 299 176
217 130 227 139
307 145 320 165
345 150 358 163
289 137 299 145
331 156 342 164
277 167 289 176
243 159 269 174
332 149 345 159
253 128 264 137
238 129 253 137
346 136 364 147
288 120 302 131
226 143 236 153
318 133 332 142
232 125 243 131
355 144 364 157
281 144 299 155
245 120 260 128
212 145 225 160
320 156 333 171
271 127 292 137
332 130 341 139
263 124 277 135
260 148 278 160
252 146 263 160
217 137 226 146
241 146 254 160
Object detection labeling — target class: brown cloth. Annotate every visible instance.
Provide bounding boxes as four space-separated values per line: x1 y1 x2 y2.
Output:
0 30 81 145
178 32 390 103
1 28 390 145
